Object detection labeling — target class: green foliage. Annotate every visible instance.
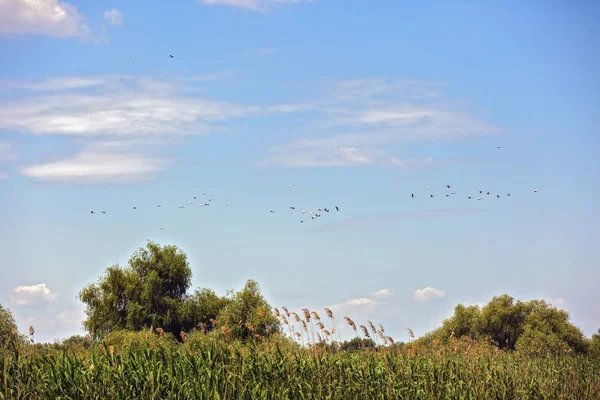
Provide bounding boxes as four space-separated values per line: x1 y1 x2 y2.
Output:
103 330 178 353
0 303 22 349
181 288 232 333
1 335 599 399
216 280 281 341
589 329 600 360
79 241 195 338
416 295 589 357
339 337 376 351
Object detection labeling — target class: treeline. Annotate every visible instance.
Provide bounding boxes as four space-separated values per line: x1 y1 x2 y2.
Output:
1 241 600 360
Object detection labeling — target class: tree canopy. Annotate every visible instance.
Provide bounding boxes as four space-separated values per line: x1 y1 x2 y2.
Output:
78 241 278 342
418 294 589 356
216 280 281 341
0 303 21 349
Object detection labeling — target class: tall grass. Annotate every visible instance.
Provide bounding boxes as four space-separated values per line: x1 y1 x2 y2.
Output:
2 329 599 399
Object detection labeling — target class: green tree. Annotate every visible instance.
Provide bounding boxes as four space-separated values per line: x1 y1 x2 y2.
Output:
79 241 193 338
181 288 231 332
589 329 600 360
515 300 588 356
339 337 377 351
0 303 22 349
479 294 529 349
217 280 281 341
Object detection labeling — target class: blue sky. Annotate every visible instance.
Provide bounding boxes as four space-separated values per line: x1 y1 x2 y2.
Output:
0 0 598 344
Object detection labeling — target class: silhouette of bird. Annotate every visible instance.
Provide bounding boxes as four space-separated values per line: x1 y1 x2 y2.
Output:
497 145 503 148
169 54 174 58
335 206 340 211
133 206 137 210
411 193 415 198
534 189 539 193
101 210 106 214
90 211 95 214
447 184 451 188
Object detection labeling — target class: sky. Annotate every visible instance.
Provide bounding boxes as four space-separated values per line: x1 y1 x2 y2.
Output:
0 0 598 344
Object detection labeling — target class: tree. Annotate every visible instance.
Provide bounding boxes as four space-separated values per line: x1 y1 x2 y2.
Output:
589 329 600 360
515 301 588 356
416 294 589 356
217 280 281 341
0 303 22 349
79 241 193 338
339 337 377 351
181 288 231 333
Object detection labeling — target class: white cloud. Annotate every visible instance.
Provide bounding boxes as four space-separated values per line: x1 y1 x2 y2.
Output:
103 8 123 27
0 75 260 137
0 0 90 38
198 0 314 12
413 286 446 303
554 298 567 306
370 289 393 299
257 78 499 168
10 284 57 305
20 142 171 183
1 77 105 92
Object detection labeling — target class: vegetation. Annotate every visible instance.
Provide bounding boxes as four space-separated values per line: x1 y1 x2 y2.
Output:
417 294 590 357
1 330 599 399
2 241 599 398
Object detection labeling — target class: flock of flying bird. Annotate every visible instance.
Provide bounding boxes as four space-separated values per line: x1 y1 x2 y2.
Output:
89 184 342 230
94 63 540 231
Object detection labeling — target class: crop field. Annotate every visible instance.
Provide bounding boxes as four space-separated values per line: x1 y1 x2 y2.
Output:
2 333 599 400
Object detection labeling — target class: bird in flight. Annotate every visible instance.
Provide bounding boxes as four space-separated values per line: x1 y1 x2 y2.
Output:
90 211 95 214
497 145 503 148
335 206 340 211
425 185 429 189
133 206 137 210
160 227 164 230
411 193 415 198
534 189 539 193
270 210 276 213
225 202 232 206
289 184 294 188
170 54 174 58
101 210 106 214
290 206 295 210
157 204 163 207
447 184 451 188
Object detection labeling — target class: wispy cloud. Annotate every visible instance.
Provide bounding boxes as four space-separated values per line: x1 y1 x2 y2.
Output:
103 8 124 27
198 0 315 12
0 75 259 137
370 289 393 299
20 141 172 183
413 286 446 303
10 284 57 305
0 0 91 39
257 78 500 168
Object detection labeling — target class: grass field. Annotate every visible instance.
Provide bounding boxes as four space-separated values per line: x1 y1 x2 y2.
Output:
2 331 599 400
